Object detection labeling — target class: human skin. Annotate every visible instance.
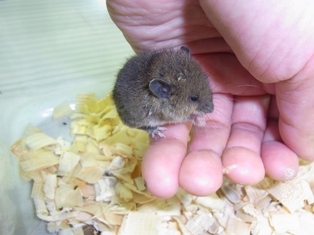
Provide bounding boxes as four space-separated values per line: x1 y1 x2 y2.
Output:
107 0 314 198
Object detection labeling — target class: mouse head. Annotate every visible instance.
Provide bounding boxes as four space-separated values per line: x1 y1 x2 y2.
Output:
148 47 214 122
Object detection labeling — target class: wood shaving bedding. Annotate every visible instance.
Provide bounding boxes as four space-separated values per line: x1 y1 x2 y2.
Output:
11 93 314 235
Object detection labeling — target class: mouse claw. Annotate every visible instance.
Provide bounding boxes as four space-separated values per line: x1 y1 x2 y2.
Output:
151 126 167 139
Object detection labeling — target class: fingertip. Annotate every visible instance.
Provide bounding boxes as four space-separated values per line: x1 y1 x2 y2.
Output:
145 179 179 199
142 138 187 198
222 147 265 185
261 141 299 181
179 150 223 196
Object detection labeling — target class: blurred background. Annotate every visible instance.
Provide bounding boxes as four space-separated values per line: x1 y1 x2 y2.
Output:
0 0 133 234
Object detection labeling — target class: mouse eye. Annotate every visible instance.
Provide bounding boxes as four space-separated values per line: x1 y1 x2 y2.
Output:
189 95 199 102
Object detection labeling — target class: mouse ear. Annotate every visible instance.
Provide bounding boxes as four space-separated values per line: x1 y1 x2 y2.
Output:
149 78 174 99
180 46 190 55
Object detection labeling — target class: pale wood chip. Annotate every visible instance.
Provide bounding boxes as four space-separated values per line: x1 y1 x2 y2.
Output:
268 179 314 213
225 217 251 235
118 212 161 235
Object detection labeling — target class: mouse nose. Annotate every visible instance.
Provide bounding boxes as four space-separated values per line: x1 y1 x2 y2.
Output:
199 101 214 114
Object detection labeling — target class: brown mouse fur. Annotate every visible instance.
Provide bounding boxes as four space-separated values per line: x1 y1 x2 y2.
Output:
112 46 214 136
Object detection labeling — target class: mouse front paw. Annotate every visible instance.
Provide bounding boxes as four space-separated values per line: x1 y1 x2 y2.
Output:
140 126 167 139
151 126 167 139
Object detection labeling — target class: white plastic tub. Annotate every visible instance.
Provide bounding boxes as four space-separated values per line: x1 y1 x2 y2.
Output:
0 1 133 234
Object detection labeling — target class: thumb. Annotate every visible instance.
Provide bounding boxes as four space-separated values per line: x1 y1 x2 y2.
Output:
276 60 314 161
199 0 314 83
200 0 314 160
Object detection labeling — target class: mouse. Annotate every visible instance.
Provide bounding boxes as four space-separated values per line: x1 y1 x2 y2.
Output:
112 46 214 138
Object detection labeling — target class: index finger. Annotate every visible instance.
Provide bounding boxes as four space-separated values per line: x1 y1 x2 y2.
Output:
141 123 191 198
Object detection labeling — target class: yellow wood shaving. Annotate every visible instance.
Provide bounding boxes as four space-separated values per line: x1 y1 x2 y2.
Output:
25 132 58 150
58 152 81 172
42 172 57 200
53 101 73 120
19 149 59 172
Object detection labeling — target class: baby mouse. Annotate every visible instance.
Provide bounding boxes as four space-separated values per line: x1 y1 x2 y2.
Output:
112 46 214 138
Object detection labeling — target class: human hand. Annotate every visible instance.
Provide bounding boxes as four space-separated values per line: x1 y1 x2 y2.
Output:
107 0 314 198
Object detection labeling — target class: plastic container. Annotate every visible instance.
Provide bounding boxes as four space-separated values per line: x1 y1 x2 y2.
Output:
0 1 133 234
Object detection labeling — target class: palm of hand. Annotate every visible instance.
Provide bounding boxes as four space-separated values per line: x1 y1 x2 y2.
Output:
107 0 314 197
